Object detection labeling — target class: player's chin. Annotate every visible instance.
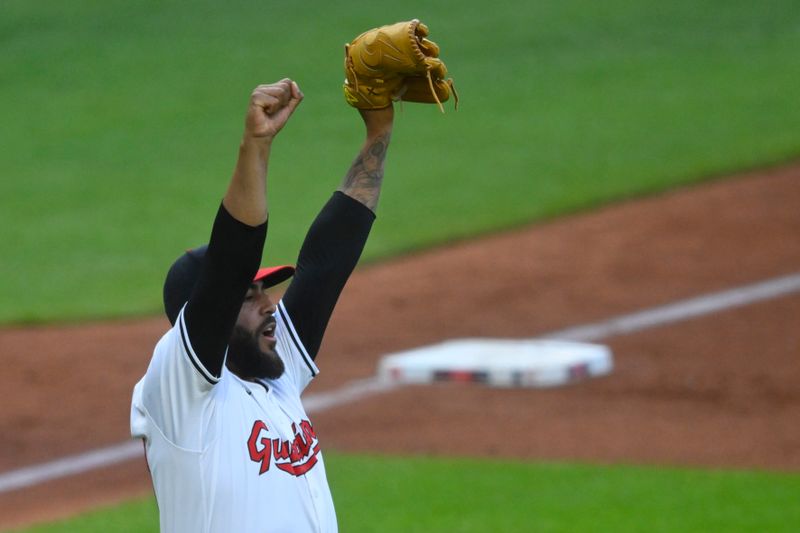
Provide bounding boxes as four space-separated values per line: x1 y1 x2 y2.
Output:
258 335 278 355
258 349 285 380
228 327 285 380
255 339 284 378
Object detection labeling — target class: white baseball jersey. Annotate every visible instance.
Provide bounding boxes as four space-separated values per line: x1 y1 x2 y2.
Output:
130 300 336 533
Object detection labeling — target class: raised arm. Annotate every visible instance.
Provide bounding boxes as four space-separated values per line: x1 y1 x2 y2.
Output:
184 80 303 377
224 80 304 225
338 106 394 211
282 106 394 358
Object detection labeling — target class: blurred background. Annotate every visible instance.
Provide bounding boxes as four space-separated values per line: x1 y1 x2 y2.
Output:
2 0 798 323
1 0 799 531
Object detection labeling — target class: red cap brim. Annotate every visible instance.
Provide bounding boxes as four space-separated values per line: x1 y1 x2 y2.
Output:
253 265 295 288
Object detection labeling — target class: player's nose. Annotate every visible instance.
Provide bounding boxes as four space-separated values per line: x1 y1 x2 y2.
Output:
258 294 277 315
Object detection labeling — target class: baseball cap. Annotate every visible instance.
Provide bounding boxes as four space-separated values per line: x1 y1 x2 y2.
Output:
162 245 295 326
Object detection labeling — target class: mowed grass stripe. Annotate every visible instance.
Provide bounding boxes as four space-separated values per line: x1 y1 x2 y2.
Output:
1 0 799 322
9 455 800 532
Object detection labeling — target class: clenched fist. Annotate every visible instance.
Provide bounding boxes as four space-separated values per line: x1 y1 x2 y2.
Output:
244 79 304 142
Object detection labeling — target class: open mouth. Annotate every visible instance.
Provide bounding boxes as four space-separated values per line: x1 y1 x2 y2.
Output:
261 319 277 339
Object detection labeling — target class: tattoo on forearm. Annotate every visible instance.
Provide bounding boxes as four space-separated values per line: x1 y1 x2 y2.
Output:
340 132 390 212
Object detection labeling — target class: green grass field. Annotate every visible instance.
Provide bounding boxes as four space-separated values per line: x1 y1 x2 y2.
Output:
1 0 799 323
10 454 800 533
3 1 800 531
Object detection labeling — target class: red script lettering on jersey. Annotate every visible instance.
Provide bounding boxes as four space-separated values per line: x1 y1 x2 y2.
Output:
247 419 321 476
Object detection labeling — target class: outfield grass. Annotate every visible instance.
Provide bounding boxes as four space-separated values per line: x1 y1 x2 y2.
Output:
9 454 800 532
1 0 799 323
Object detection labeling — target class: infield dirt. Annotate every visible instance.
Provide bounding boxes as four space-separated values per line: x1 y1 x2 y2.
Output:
1 163 799 529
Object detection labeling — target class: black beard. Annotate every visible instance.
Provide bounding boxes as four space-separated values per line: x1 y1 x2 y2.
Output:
226 325 285 380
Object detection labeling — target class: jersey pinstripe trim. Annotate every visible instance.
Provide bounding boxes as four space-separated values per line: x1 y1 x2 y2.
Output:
277 300 317 377
177 305 221 385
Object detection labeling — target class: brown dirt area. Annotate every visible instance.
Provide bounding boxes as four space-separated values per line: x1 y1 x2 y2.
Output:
1 164 799 529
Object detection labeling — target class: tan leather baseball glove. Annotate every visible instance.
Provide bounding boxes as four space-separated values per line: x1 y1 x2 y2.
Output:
343 19 458 112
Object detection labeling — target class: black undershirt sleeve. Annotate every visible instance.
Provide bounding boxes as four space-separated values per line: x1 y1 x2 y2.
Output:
283 191 376 359
184 203 267 377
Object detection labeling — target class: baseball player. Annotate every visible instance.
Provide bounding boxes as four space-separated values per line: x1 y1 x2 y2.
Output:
130 20 454 532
